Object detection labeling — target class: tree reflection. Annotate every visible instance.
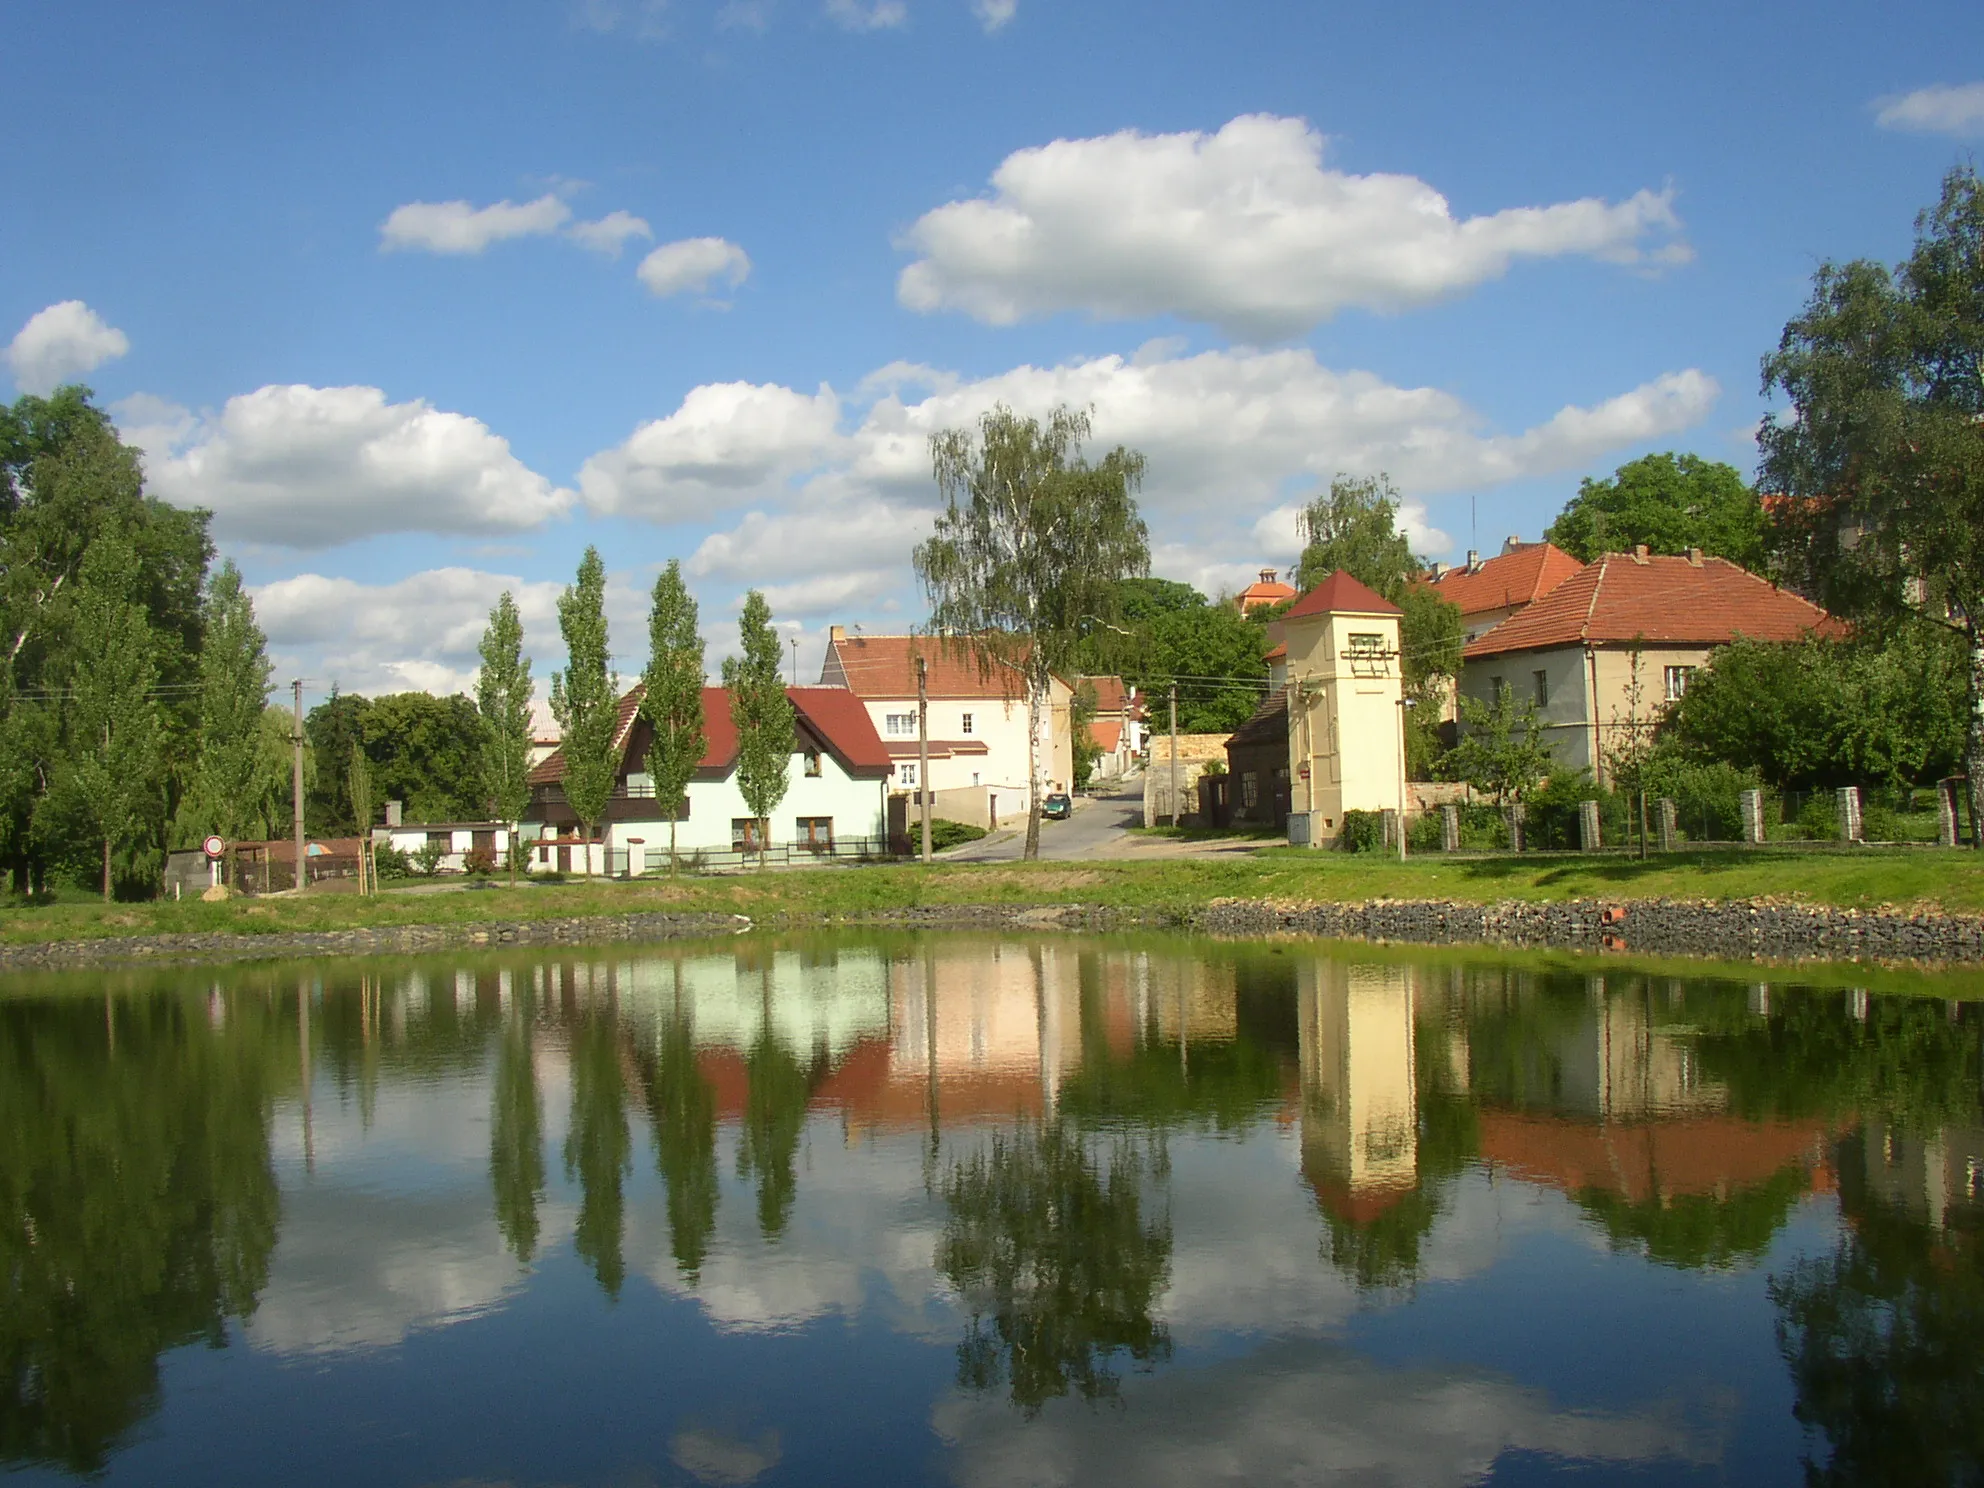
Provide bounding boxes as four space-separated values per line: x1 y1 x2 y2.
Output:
640 996 720 1278
736 1026 813 1242
939 1123 1172 1414
490 1014 545 1263
0 994 282 1474
1577 1163 1812 1272
563 1008 631 1298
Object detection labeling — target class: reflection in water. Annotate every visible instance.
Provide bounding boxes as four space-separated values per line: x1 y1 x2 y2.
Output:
3 938 1983 1484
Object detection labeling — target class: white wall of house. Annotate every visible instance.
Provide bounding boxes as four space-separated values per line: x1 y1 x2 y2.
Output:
863 687 1073 809
381 825 511 873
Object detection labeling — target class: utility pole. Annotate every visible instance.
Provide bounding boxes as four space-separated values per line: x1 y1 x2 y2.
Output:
789 636 799 686
291 679 305 894
917 655 931 864
1168 682 1179 828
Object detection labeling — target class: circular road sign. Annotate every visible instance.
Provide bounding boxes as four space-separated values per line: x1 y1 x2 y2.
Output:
203 835 226 859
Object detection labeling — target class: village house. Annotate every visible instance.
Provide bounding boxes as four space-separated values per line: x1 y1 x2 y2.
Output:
1235 567 1297 616
1077 674 1144 780
522 683 892 871
1423 537 1584 643
819 628 1074 830
1459 546 1843 785
377 813 515 874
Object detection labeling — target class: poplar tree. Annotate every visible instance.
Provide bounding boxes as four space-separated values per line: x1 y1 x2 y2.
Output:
917 404 1149 860
551 549 618 878
189 560 271 874
640 561 705 872
477 591 534 886
66 536 163 899
723 590 793 866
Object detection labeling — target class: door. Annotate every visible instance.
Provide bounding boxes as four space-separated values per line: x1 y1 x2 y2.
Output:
557 843 571 873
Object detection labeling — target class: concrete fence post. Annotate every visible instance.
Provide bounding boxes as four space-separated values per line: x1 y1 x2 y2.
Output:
1578 799 1601 852
1740 788 1766 845
1441 803 1460 853
1658 797 1678 852
1380 808 1399 850
1836 786 1863 843
1939 778 1962 847
1503 802 1525 853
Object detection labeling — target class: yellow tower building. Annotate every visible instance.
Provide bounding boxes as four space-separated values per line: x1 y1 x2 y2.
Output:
1280 571 1406 847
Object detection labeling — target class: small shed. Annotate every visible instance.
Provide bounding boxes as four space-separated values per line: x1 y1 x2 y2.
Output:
1225 689 1291 831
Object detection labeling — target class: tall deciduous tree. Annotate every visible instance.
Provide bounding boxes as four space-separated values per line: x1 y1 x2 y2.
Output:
640 561 705 871
917 405 1149 860
64 536 164 899
188 561 271 861
551 548 619 877
476 592 533 886
1760 165 1984 847
1545 453 1766 567
723 590 792 865
1295 473 1464 775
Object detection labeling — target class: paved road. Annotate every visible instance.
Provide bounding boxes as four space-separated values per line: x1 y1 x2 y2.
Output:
942 780 1147 863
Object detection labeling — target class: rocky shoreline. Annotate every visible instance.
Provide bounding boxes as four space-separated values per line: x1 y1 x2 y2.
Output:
3 894 1983 974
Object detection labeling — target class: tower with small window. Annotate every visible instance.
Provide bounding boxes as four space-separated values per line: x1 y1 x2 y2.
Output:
1278 572 1406 847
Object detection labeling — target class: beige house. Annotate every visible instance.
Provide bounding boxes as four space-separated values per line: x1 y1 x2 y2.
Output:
821 629 1074 829
1281 572 1408 846
1460 547 1843 785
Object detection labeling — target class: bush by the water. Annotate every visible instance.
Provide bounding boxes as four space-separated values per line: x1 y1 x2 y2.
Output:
1338 810 1385 853
929 818 987 851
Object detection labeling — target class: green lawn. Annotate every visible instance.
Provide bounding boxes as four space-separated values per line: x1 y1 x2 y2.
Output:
3 845 1982 950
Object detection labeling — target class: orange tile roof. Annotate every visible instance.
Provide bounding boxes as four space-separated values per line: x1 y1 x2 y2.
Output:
528 685 890 784
1464 553 1845 659
1263 642 1287 662
1423 542 1582 618
1285 570 1401 619
1080 674 1132 713
825 634 1038 701
1087 718 1123 753
1237 574 1297 611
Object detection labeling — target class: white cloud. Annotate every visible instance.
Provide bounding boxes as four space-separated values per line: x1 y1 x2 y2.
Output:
579 381 843 521
568 209 655 256
1248 498 1451 565
761 569 900 617
5 300 130 395
144 384 576 548
898 114 1691 339
972 0 1015 31
689 495 931 581
826 0 907 29
637 237 753 298
252 567 566 696
1874 82 1984 136
380 194 573 255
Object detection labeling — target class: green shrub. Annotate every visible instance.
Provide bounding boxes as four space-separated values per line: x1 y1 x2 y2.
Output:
1338 810 1384 853
928 818 988 851
463 846 498 877
372 843 414 879
413 840 448 876
1643 754 1755 843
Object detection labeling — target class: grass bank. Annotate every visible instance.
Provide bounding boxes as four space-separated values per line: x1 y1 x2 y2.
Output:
4 845 1982 951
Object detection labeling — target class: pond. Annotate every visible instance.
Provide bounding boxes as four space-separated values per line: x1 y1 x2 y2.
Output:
3 933 1981 1486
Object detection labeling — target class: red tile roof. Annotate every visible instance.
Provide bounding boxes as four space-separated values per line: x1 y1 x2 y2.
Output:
528 684 890 784
1263 642 1287 662
825 634 1036 701
1423 542 1582 618
1087 719 1123 753
1463 553 1845 659
1080 674 1132 714
1237 569 1297 612
1284 570 1401 619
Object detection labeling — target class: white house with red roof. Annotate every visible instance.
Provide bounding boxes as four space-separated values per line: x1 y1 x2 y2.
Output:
1460 546 1844 784
522 684 893 870
820 628 1074 827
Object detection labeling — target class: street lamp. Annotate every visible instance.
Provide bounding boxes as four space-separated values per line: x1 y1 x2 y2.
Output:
1395 697 1417 862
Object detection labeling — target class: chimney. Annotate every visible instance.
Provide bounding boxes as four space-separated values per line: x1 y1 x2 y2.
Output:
828 624 845 645
1502 535 1523 555
385 800 402 827
1260 568 1276 585
1466 549 1480 572
1631 544 1650 564
1431 561 1450 580
1685 547 1704 566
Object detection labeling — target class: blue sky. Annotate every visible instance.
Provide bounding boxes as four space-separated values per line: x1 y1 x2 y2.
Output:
4 0 1981 701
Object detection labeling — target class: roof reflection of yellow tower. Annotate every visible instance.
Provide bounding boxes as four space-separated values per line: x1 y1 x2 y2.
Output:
1298 960 1418 1222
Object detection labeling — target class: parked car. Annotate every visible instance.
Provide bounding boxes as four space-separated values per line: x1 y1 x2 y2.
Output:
1042 792 1073 820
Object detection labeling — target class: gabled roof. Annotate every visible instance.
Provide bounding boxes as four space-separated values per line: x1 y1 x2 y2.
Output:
1423 542 1582 618
1080 674 1132 714
528 684 891 785
1463 553 1845 660
1284 571 1402 619
824 634 1044 701
1087 719 1123 753
1225 687 1289 749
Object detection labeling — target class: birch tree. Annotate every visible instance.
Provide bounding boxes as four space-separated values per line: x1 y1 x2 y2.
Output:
1761 165 1984 848
188 560 271 876
640 560 705 872
723 590 792 866
916 405 1148 859
65 536 163 899
477 591 534 886
551 549 618 878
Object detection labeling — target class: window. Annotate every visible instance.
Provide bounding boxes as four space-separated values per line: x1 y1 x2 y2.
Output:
1241 773 1259 810
1489 675 1506 703
971 771 980 786
796 816 834 852
885 712 915 736
731 818 764 852
1533 670 1549 707
803 749 822 777
960 712 974 735
1663 665 1695 702
899 762 918 787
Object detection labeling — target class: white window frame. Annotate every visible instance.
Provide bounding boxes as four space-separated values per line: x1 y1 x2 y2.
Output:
899 762 918 787
885 712 915 737
960 712 974 735
1663 665 1694 703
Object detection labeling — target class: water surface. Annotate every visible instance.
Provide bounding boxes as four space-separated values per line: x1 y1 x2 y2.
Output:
4 934 1981 1485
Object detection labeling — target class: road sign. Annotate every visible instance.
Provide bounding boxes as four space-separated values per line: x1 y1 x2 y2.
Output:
203 836 226 859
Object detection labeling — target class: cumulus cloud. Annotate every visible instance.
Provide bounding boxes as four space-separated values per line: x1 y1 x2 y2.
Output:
579 381 842 521
568 209 655 256
689 495 932 582
637 237 753 298
252 567 567 696
1874 82 1984 136
380 194 573 255
973 0 1015 31
5 300 130 395
143 384 575 547
898 114 1691 339
826 0 907 28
